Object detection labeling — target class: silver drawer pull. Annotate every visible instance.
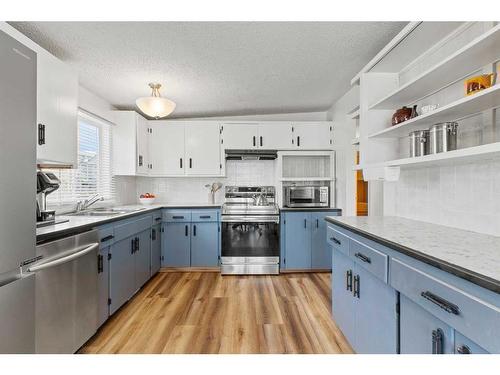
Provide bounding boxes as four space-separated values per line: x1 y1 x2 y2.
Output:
421 291 460 315
457 345 471 354
330 237 341 245
354 252 371 264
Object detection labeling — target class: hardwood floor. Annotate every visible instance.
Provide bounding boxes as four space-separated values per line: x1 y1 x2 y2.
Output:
80 271 353 354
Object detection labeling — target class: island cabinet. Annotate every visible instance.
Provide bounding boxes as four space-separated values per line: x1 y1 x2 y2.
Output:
162 209 220 268
330 231 398 354
280 210 340 270
327 220 500 354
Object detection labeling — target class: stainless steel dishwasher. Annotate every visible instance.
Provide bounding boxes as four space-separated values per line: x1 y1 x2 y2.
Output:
28 230 99 354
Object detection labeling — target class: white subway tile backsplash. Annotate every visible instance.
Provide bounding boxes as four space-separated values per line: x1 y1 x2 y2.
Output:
387 158 500 236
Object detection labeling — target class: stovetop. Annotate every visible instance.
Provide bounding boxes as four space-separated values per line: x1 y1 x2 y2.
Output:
222 185 279 216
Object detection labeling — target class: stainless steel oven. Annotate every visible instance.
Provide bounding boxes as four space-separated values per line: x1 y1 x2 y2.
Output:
283 186 329 208
221 186 280 275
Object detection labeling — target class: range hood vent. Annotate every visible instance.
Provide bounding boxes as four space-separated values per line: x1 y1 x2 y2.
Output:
225 149 277 161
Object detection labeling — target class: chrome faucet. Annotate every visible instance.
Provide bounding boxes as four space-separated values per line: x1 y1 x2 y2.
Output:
75 194 104 212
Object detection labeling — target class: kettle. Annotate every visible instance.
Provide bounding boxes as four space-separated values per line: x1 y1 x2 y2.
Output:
252 188 268 206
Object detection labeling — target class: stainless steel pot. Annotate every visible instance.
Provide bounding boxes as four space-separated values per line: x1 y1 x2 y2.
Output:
428 122 458 154
409 130 429 157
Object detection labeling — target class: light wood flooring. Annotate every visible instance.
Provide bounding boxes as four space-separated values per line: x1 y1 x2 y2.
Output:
80 271 352 354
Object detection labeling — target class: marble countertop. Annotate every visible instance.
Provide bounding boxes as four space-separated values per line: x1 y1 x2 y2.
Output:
325 216 500 293
36 202 221 243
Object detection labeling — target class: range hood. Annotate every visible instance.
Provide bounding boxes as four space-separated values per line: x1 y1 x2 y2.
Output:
225 149 277 161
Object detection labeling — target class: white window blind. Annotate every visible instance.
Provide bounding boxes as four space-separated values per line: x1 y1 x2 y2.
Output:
46 111 114 206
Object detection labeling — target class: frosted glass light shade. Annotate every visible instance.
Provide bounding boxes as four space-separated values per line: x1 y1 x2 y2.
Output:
136 96 176 119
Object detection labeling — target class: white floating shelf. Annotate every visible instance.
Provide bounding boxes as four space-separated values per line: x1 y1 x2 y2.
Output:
382 142 500 169
347 105 360 116
349 109 360 120
369 84 500 139
369 25 500 110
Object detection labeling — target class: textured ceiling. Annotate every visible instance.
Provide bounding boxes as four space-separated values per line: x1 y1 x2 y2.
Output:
10 22 406 118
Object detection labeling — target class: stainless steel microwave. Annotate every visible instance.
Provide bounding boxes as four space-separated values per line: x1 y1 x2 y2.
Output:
283 186 329 208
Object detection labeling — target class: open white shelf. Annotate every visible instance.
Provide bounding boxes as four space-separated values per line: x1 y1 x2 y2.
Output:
347 105 360 116
369 84 500 139
369 25 500 110
349 109 360 120
378 142 500 169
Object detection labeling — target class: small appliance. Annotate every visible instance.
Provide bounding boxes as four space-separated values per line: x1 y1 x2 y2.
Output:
36 171 66 227
283 186 329 208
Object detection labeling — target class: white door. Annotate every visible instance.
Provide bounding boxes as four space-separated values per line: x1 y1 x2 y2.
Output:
36 50 78 166
149 121 185 176
136 115 150 175
185 122 221 176
258 122 293 150
221 123 258 149
292 122 333 149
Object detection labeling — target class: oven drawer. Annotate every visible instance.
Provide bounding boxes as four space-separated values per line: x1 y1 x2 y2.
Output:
327 225 350 256
162 210 192 223
390 258 500 353
350 238 388 283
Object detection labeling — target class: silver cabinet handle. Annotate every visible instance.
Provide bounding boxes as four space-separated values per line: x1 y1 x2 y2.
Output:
421 291 459 315
27 243 99 272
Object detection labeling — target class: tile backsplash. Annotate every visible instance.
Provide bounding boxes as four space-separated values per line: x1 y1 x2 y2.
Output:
384 158 500 236
114 160 277 205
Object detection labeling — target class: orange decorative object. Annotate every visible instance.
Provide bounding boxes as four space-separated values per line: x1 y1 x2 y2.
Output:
465 73 496 96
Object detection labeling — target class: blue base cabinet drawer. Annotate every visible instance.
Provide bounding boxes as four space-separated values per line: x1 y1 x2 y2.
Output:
162 210 191 223
327 225 350 256
391 257 500 353
350 238 388 283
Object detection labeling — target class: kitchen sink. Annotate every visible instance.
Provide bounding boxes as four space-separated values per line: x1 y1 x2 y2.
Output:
69 207 147 217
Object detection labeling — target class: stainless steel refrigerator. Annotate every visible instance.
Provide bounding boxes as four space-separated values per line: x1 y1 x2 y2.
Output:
0 30 37 353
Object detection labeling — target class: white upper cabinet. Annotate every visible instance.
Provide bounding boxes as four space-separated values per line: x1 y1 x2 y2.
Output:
258 122 294 150
222 123 258 149
113 111 150 176
185 122 222 176
36 49 78 166
292 122 333 149
149 121 185 176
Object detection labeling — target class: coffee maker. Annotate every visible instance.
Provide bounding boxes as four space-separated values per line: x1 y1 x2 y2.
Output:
36 171 60 226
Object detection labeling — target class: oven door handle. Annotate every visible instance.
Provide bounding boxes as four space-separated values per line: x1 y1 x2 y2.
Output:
27 243 99 273
221 215 280 223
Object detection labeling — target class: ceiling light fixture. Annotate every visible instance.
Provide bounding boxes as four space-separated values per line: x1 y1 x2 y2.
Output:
135 83 176 119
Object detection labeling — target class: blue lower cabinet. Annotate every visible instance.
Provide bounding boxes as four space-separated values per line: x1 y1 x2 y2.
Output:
454 331 488 354
353 265 397 353
311 212 331 269
150 224 161 275
400 294 454 354
97 245 110 327
109 236 136 315
134 229 151 290
283 212 312 269
332 250 356 346
163 222 191 267
191 222 219 267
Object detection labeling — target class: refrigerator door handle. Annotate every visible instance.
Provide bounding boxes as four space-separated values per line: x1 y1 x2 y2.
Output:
27 243 99 273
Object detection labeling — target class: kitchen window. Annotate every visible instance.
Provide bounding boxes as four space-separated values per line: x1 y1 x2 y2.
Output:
45 111 114 207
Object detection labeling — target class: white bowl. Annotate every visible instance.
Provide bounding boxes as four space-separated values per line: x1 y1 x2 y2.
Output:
139 197 156 205
421 104 438 114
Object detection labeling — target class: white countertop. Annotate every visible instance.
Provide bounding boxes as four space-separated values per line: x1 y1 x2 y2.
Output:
325 216 500 292
36 202 221 241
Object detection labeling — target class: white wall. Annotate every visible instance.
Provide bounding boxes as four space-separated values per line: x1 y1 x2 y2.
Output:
326 86 358 216
78 86 116 123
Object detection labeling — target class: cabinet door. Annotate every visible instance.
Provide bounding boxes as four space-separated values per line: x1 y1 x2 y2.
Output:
97 246 109 327
149 121 185 176
332 249 356 348
134 229 151 290
257 122 293 150
311 212 331 269
163 222 191 267
454 331 488 354
353 265 397 353
400 295 454 354
191 222 219 267
292 122 332 150
222 123 258 149
185 122 221 176
151 224 162 276
283 212 311 269
136 115 150 175
36 50 78 166
109 236 135 315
